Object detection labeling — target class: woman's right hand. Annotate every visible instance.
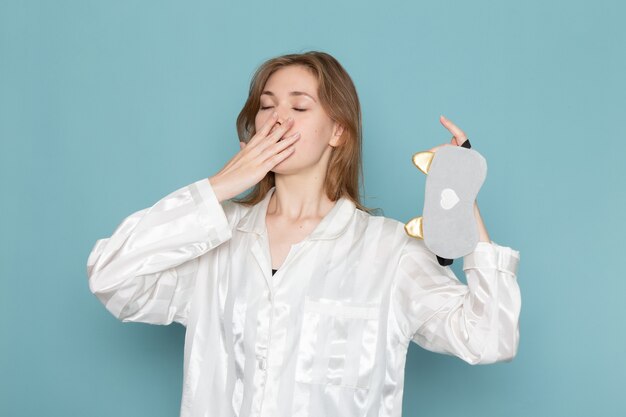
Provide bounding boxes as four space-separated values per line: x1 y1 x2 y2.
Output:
208 111 301 202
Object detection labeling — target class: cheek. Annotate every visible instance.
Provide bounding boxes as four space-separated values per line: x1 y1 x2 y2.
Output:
296 118 327 143
296 129 329 157
254 113 264 132
295 125 319 147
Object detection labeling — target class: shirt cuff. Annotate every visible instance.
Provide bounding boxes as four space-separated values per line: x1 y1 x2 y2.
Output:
189 177 232 244
462 240 520 276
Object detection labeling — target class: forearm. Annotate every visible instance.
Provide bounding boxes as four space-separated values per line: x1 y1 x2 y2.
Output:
86 178 233 324
473 200 491 243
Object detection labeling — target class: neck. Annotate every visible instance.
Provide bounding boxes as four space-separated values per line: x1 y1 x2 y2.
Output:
270 167 335 220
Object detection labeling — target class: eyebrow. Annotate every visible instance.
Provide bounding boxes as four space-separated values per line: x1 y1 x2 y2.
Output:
261 90 317 103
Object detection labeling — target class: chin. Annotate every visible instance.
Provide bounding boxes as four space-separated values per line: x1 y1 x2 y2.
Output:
270 158 304 175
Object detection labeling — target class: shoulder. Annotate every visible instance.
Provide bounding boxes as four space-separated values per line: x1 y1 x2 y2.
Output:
352 208 431 255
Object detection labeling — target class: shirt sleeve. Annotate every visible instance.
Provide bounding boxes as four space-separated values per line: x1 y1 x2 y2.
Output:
390 237 521 365
86 178 239 326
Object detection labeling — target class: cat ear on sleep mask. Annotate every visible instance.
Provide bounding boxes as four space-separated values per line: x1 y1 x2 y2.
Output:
404 139 487 266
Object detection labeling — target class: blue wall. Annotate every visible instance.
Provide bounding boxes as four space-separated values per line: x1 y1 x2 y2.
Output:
1 1 624 416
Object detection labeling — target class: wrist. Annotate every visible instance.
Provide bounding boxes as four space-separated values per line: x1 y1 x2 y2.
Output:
208 176 228 203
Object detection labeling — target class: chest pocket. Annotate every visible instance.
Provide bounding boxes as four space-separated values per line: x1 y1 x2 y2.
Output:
294 296 380 391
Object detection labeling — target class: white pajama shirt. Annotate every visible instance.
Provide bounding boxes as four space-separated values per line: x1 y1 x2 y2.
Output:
86 177 521 417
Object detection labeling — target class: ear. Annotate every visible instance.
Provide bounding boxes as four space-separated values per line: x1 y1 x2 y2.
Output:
240 141 246 150
404 216 424 239
329 122 345 147
412 151 434 174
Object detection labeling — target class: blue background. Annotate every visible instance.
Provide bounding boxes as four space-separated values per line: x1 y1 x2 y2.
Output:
1 0 624 416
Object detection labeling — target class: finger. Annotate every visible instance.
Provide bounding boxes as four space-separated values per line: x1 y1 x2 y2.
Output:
262 112 280 134
429 142 458 153
264 132 301 158
265 140 297 169
266 117 295 144
456 137 469 147
269 121 281 135
248 112 280 145
440 115 468 143
427 145 437 153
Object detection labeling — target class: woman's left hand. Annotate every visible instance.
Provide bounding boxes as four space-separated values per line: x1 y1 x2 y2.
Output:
428 115 491 242
427 115 469 153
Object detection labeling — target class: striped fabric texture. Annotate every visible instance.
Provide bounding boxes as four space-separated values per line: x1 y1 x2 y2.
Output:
87 178 521 417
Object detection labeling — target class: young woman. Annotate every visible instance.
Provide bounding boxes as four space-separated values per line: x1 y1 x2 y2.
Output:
87 51 521 417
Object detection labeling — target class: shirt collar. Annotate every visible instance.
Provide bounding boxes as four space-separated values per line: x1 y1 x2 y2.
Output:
236 186 357 241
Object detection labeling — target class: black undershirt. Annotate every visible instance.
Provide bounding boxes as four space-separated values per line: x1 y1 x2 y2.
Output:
271 268 277 276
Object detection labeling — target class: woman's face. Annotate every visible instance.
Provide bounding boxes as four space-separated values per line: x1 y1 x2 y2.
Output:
254 65 343 175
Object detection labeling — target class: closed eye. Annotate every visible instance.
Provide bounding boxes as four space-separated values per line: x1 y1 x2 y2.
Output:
260 106 307 112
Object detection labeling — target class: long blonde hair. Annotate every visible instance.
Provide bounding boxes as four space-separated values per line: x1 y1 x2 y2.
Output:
232 50 378 215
